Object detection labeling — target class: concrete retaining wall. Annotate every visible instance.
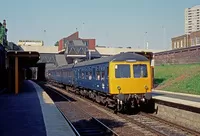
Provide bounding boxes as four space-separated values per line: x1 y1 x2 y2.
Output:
155 103 200 132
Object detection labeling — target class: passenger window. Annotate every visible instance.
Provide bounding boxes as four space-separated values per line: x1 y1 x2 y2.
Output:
115 64 130 78
86 71 88 79
93 68 96 79
96 71 100 80
82 71 84 79
101 71 105 80
79 70 82 79
133 64 148 78
89 71 92 80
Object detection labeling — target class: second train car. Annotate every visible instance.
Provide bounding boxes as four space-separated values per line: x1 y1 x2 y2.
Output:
48 52 154 113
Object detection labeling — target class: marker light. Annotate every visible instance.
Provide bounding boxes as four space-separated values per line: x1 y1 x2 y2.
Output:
126 60 136 62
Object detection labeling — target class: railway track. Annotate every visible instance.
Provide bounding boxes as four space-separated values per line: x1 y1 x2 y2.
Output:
43 83 118 136
42 82 200 136
125 113 200 136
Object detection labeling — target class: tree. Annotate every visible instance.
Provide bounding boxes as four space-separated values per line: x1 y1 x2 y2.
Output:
0 23 6 45
54 41 59 46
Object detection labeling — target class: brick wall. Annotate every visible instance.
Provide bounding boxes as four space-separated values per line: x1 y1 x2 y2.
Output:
154 45 200 65
88 39 95 50
58 39 63 52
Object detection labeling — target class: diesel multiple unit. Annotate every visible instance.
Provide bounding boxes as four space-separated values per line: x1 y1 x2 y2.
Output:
48 52 154 112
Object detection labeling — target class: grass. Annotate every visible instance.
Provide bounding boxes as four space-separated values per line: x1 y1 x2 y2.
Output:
154 63 200 95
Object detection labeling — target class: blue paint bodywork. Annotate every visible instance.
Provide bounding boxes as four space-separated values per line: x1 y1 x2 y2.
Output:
49 62 110 94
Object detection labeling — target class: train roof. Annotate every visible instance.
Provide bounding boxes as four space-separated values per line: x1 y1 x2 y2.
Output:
48 52 149 71
75 52 148 67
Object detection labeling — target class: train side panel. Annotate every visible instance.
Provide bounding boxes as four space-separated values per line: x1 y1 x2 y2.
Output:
61 68 73 85
74 63 109 93
55 69 62 83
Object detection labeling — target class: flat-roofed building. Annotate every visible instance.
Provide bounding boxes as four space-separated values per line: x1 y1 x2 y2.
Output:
171 34 190 49
171 30 200 49
18 40 44 46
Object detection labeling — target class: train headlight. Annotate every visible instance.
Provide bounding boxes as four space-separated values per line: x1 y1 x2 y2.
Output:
144 85 148 90
141 98 145 102
117 86 121 92
117 86 121 90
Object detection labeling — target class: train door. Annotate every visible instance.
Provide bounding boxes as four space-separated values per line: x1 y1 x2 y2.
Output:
105 65 109 92
74 69 78 87
72 68 75 85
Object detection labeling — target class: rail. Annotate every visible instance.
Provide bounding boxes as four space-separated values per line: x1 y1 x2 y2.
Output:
140 112 200 136
44 81 200 136
125 112 200 136
44 84 118 136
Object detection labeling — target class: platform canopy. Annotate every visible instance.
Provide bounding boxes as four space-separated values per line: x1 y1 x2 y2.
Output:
7 51 40 67
7 51 40 94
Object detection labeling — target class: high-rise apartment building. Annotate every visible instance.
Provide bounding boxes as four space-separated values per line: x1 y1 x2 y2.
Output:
185 5 200 34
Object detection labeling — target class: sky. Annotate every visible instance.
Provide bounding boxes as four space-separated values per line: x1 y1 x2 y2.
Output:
1 0 200 50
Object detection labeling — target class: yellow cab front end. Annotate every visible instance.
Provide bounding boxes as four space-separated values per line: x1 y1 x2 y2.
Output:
109 60 152 96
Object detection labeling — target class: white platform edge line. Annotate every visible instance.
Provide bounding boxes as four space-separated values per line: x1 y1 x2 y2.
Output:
153 95 200 108
153 89 200 98
29 80 76 136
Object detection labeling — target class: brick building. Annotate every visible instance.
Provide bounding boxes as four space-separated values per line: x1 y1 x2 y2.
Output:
58 31 96 53
190 30 200 46
171 30 200 49
57 31 100 63
171 34 190 49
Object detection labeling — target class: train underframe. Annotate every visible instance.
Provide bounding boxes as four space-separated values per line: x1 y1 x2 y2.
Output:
64 85 155 114
114 93 155 113
48 80 155 114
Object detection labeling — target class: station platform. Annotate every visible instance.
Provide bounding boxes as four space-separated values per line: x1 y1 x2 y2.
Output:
0 80 76 136
152 89 200 109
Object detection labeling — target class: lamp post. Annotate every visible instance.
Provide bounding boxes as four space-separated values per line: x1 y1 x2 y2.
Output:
162 25 166 49
43 30 46 46
187 33 188 47
144 32 147 49
82 22 85 36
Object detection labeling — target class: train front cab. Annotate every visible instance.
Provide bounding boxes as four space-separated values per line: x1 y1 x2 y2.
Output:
109 60 152 96
108 52 155 112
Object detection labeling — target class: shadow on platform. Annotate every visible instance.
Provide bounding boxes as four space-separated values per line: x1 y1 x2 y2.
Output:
0 80 46 136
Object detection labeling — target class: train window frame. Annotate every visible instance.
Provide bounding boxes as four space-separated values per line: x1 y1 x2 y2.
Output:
133 64 148 78
89 71 92 80
79 69 82 79
93 67 96 80
85 69 89 79
88 67 92 80
101 70 105 81
82 70 85 79
96 66 101 80
115 64 131 78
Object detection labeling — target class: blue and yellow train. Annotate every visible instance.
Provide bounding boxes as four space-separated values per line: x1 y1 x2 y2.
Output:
48 52 155 113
